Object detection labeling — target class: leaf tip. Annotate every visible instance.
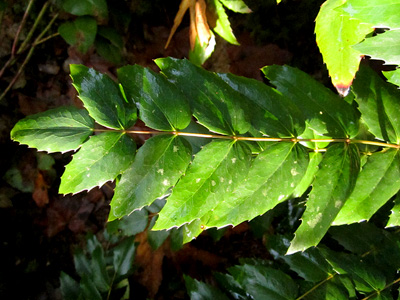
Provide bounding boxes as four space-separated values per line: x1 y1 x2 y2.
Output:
334 83 351 97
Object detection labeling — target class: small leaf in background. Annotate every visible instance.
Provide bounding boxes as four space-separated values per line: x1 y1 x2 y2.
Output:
205 142 308 228
184 275 230 300
189 33 216 65
218 0 252 13
315 0 372 96
80 275 103 300
112 236 136 278
208 0 239 45
262 64 360 138
340 0 400 29
288 144 360 254
59 132 136 195
108 209 149 236
383 68 400 88
154 140 252 230
229 264 299 299
333 149 400 225
117 65 192 131
109 135 192 220
352 65 400 144
60 272 80 300
63 0 108 20
353 29 400 66
387 193 400 227
70 64 137 130
58 16 97 54
94 26 123 64
11 106 94 153
155 57 251 135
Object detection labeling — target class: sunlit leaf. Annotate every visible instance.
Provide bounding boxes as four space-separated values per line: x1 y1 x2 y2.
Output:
219 0 251 13
109 135 191 220
383 68 400 88
11 106 94 153
59 132 136 194
315 0 372 96
209 0 239 45
288 144 360 253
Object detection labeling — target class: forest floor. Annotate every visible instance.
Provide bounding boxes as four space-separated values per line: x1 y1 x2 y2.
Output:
0 0 325 299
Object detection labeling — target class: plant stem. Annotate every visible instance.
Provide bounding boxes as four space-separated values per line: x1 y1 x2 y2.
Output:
361 276 400 300
11 0 35 56
296 274 335 300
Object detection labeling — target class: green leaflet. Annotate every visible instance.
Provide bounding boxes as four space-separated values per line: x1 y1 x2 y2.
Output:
109 135 192 220
117 65 191 131
315 0 372 96
218 0 252 13
205 142 309 228
153 140 252 230
387 194 400 227
209 0 239 45
155 57 251 135
383 68 400 88
59 132 136 194
352 65 400 144
333 149 400 225
58 16 97 54
292 152 323 198
62 0 108 20
184 275 230 300
340 0 400 29
353 29 400 66
217 72 304 137
70 64 137 130
262 65 360 139
10 106 94 153
288 144 360 254
229 264 298 299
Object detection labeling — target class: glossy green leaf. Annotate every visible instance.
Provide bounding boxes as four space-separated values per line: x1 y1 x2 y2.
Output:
292 152 322 198
109 135 191 220
219 0 252 13
315 0 372 96
383 68 400 88
352 65 400 144
112 236 136 278
70 64 136 130
209 0 239 45
10 106 94 153
184 275 230 300
321 249 386 293
63 0 108 20
267 235 333 282
341 0 400 29
117 65 191 131
60 132 136 194
387 193 400 227
354 30 400 65
262 65 360 138
182 219 205 244
58 16 97 54
333 149 400 225
205 142 309 228
229 264 298 299
288 144 360 254
217 72 304 137
155 57 251 135
153 140 252 230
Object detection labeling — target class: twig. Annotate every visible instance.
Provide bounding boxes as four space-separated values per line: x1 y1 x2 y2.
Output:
11 0 35 56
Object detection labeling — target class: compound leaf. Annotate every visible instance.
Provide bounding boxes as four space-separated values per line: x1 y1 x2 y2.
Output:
352 65 400 144
117 65 191 131
153 140 252 230
262 65 360 138
354 29 400 66
109 135 192 220
11 106 94 153
333 149 400 225
70 64 136 130
315 0 372 96
341 0 400 29
59 132 136 194
288 144 360 254
205 142 309 228
155 57 251 135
